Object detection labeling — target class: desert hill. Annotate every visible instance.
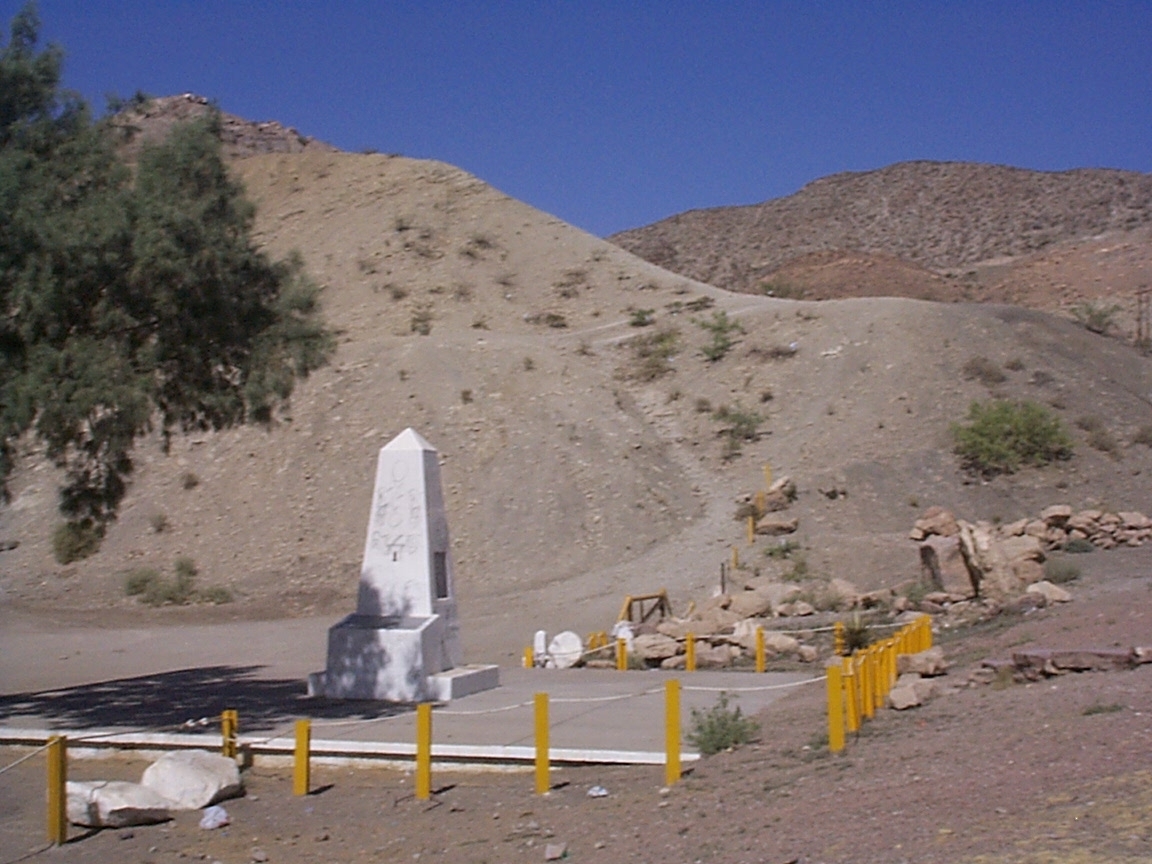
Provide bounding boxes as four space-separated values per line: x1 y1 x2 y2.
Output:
1 114 1151 663
609 161 1152 329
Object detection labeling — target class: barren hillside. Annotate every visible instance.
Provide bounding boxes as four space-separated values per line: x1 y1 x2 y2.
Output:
1 136 1152 664
609 162 1152 322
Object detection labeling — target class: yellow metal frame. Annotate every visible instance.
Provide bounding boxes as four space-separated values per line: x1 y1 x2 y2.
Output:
617 590 672 625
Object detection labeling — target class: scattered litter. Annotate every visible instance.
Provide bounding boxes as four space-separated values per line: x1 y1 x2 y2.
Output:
198 805 229 830
586 785 608 798
181 717 210 729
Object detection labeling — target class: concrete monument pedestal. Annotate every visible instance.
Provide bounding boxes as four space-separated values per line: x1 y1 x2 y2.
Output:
308 428 498 702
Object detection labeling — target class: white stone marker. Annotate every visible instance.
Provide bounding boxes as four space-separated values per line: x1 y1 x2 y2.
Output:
309 428 498 702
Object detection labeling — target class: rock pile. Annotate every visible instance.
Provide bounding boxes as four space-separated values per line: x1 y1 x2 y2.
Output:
912 505 1150 603
887 646 949 710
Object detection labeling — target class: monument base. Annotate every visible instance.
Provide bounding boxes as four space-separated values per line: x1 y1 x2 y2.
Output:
307 613 498 703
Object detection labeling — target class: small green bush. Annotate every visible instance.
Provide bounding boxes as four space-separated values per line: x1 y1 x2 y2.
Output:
197 585 234 605
696 310 744 362
1087 427 1121 458
843 614 873 653
628 307 656 327
52 522 102 564
951 400 1073 475
410 302 434 335
781 555 810 582
149 513 169 533
765 539 800 560
686 692 759 756
1081 702 1124 716
180 472 200 490
1044 557 1081 584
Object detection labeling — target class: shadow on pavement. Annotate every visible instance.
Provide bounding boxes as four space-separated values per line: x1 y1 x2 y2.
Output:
0 665 408 733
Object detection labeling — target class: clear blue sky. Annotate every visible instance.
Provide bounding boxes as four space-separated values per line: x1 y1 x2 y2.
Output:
7 1 1151 237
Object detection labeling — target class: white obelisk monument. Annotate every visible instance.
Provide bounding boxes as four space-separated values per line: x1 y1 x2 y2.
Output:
309 428 498 702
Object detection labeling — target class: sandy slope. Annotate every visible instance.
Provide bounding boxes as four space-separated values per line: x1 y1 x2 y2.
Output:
1 152 1151 665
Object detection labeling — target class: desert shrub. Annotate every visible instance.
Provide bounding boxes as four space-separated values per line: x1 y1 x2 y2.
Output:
1133 425 1152 447
554 269 587 298
197 585 233 605
410 303 434 335
1076 415 1104 432
962 356 1006 386
524 311 568 329
1044 557 1081 584
951 400 1073 475
523 356 535 371
684 297 714 313
384 283 408 301
713 404 762 460
181 472 200 490
1062 537 1095 553
694 397 712 413
781 555 810 582
1004 357 1026 371
759 388 774 403
626 327 680 381
696 311 744 361
843 614 873 653
1081 702 1124 716
149 513 169 534
765 539 800 560
471 316 489 330
460 389 473 404
686 692 759 756
1087 427 1121 458
124 568 162 597
1030 370 1054 386
759 279 805 299
628 308 656 327
52 522 102 564
1072 301 1122 335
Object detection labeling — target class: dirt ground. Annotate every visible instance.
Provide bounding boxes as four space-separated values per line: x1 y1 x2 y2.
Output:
3 546 1150 864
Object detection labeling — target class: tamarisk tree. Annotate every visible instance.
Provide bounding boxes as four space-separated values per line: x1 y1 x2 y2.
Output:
0 4 332 550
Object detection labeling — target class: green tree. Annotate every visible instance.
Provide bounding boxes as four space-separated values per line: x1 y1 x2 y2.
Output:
0 4 332 543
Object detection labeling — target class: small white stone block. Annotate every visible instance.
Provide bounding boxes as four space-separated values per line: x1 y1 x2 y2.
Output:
67 780 172 828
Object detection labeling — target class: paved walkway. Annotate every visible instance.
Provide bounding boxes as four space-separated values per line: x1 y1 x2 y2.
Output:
0 611 820 761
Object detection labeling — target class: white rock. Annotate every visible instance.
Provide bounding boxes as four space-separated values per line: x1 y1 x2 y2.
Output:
896 646 948 677
141 750 242 810
1026 580 1072 604
67 780 171 828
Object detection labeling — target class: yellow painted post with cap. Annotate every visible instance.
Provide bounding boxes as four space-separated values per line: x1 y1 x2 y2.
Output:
827 665 845 753
763 463 772 489
685 632 696 672
842 657 860 733
746 514 755 545
860 650 874 720
293 719 311 796
415 703 432 800
221 709 238 759
523 646 534 668
534 692 550 794
731 546 740 570
833 620 845 656
46 735 67 846
615 637 627 671
755 627 766 673
665 680 681 785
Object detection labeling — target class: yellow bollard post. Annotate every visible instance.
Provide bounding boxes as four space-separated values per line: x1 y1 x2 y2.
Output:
922 614 933 650
685 632 696 672
826 665 845 753
860 650 874 720
615 637 627 671
731 546 740 571
833 620 845 656
293 719 311 796
221 709 238 759
46 735 67 846
763 463 773 489
872 646 886 712
755 627 766 674
665 680 681 785
754 490 766 516
523 646 534 668
534 692 550 794
415 703 432 801
746 514 755 545
842 657 860 733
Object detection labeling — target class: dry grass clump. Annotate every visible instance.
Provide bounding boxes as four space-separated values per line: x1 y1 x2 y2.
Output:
962 356 1006 386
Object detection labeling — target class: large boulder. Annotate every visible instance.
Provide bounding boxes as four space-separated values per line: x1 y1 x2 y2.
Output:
141 750 243 810
896 646 948 677
1026 580 1072 604
755 515 799 536
1040 505 1072 526
910 506 960 540
827 578 861 609
632 632 681 662
67 780 172 828
919 535 977 596
728 589 773 619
